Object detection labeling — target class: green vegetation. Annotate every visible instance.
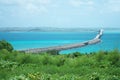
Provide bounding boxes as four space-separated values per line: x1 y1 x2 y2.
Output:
46 50 59 55
0 41 120 80
0 50 120 80
0 40 13 52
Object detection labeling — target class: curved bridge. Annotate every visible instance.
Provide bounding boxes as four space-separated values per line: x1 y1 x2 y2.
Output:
20 29 104 53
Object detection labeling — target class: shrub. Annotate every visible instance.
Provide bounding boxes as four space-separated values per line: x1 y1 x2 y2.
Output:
107 49 120 67
67 52 81 58
9 74 29 80
17 55 32 64
0 60 18 70
42 54 52 65
0 49 11 60
28 72 51 80
90 72 100 80
0 40 13 52
96 50 105 62
72 52 81 57
56 57 65 67
46 50 59 55
107 75 119 80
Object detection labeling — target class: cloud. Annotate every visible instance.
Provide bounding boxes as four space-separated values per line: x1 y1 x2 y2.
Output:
0 0 51 15
69 0 120 14
20 0 49 14
107 0 120 12
100 0 120 13
69 0 94 7
0 0 50 5
25 3 41 14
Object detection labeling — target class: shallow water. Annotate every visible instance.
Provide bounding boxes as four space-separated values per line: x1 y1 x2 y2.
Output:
0 30 120 54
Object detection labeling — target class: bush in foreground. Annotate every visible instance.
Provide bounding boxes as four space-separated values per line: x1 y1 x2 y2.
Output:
0 40 13 52
0 48 120 80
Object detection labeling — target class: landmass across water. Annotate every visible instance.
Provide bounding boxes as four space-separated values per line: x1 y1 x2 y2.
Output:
0 27 120 32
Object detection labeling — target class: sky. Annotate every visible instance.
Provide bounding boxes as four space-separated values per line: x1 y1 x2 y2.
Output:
0 0 120 28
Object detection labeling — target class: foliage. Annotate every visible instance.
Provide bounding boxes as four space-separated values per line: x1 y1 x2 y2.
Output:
9 74 29 80
96 50 105 62
67 52 82 58
46 50 59 55
0 40 13 52
107 49 120 67
90 72 100 80
0 60 18 70
0 49 120 80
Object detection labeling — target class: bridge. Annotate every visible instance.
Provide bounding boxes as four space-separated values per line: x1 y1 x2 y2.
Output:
19 29 104 53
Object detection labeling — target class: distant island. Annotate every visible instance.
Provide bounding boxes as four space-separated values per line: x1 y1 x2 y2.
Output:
0 27 120 32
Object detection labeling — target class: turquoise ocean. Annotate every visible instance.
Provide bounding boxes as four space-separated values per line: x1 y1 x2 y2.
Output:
0 30 120 54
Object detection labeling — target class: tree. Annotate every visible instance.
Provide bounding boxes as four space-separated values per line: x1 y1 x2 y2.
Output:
0 40 14 52
46 50 59 55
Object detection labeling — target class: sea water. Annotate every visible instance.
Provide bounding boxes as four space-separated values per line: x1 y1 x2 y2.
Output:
0 30 120 54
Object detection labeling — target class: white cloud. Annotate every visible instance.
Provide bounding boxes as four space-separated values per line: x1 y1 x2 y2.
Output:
21 1 48 14
0 0 51 15
69 0 94 7
0 0 14 5
100 0 120 13
68 0 95 14
69 0 120 14
0 0 50 5
108 0 120 12
25 3 40 14
69 0 83 7
25 0 50 13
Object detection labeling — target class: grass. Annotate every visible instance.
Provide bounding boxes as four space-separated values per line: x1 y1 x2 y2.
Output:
0 49 120 80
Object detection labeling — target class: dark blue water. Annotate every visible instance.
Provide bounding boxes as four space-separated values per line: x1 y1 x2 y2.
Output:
0 31 120 54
